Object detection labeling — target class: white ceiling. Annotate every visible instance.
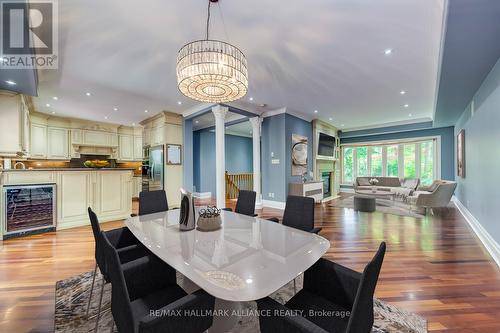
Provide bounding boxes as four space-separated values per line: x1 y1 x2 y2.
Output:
33 0 445 129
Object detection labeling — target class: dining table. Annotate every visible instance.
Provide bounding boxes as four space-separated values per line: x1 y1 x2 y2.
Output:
125 208 330 332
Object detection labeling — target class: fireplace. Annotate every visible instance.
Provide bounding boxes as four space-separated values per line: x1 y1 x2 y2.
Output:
322 172 331 198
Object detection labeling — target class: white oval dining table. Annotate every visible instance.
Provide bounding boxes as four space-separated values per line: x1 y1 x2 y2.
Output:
125 208 330 332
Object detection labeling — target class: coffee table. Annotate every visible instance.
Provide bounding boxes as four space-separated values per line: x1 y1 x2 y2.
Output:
355 189 396 205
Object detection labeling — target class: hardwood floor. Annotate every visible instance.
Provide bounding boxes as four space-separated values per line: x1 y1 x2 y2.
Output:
1 197 500 332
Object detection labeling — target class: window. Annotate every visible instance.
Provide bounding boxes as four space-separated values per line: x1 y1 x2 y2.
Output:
343 147 353 183
420 141 434 185
356 147 368 176
387 145 398 177
403 144 416 178
370 147 382 176
341 139 438 184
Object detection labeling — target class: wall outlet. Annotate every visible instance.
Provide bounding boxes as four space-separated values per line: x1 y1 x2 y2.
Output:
271 159 280 164
268 192 275 198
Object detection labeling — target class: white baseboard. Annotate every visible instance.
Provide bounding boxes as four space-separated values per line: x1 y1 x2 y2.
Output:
262 200 286 210
452 196 500 268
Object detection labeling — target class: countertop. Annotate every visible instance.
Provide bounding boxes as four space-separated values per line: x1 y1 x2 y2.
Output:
0 168 137 172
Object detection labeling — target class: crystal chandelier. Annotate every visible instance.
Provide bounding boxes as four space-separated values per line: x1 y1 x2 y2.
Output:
176 0 248 103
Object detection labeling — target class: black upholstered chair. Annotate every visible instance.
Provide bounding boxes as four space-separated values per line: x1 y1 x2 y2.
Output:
138 190 169 216
87 208 147 330
268 195 321 234
257 242 387 333
222 190 258 217
101 231 215 333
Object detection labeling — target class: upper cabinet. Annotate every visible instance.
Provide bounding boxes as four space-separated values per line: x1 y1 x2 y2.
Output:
133 136 143 160
118 135 134 160
47 127 69 159
30 123 47 158
0 94 29 157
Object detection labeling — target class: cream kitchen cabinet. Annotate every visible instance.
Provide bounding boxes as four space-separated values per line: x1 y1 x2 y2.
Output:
118 135 134 161
150 126 164 146
0 94 29 156
82 129 118 147
133 136 143 160
47 127 69 159
57 171 93 229
94 170 132 221
30 123 48 158
132 176 142 198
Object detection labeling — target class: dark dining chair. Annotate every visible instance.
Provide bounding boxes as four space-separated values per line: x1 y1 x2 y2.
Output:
257 242 387 333
138 190 169 216
87 207 147 331
222 190 258 217
101 231 216 333
268 195 321 234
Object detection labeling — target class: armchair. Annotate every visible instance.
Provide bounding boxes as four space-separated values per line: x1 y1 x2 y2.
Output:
410 180 457 214
257 242 386 333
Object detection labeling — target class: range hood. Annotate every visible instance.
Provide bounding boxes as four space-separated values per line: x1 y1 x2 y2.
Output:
72 144 117 157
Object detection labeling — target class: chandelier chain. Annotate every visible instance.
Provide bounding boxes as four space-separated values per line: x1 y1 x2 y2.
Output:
206 0 211 40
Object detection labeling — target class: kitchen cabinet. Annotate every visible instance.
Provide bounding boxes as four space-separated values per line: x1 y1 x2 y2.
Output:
132 176 142 198
118 135 134 160
82 130 118 147
143 127 150 147
30 123 47 158
47 127 69 159
57 171 93 229
133 136 143 160
0 94 28 156
94 170 132 220
150 126 164 146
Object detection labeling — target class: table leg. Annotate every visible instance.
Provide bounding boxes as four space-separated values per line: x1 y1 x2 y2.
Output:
209 298 242 333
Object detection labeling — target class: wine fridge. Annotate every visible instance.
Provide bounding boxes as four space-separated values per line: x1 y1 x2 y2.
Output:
3 184 56 239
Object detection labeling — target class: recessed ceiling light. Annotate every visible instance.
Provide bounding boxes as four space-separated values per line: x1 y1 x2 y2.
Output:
400 90 406 95
104 116 108 120
329 117 333 121
177 101 182 105
85 92 91 96
51 111 56 114
132 123 136 126
144 109 148 113
314 110 318 113
46 103 51 107
384 48 393 55
341 124 345 127
245 278 253 284
408 113 412 117
52 96 58 100
404 104 409 108
249 97 254 101
5 80 16 85
195 120 199 124
113 107 118 111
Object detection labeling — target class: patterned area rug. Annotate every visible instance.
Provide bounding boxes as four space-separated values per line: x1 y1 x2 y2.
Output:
55 271 427 333
329 197 426 218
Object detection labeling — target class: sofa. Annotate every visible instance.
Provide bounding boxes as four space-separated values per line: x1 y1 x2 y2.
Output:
409 180 457 213
354 177 420 193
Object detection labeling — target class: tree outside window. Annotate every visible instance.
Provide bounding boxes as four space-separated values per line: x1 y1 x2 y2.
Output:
357 147 368 176
387 145 398 177
404 144 416 178
370 147 382 176
343 147 353 183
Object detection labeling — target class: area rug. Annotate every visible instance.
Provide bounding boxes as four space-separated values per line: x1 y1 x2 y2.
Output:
55 270 427 333
329 196 425 218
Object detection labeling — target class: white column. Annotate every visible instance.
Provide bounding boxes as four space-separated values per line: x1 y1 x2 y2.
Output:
249 117 263 209
212 105 228 208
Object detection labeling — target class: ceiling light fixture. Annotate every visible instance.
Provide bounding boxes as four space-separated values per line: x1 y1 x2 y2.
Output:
341 124 345 127
144 110 148 113
195 120 199 124
329 118 332 121
384 48 393 55
132 123 136 126
46 103 51 107
113 107 118 111
53 96 58 100
408 113 412 117
314 110 318 113
51 111 56 114
176 0 248 103
104 116 108 120
249 97 254 101
404 104 409 108
400 90 406 95
85 92 91 96
177 101 182 105
5 80 16 85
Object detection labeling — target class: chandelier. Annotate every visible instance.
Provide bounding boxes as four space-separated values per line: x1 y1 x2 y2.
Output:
176 0 248 103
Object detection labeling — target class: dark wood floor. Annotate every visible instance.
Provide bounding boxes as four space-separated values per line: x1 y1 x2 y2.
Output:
0 196 499 332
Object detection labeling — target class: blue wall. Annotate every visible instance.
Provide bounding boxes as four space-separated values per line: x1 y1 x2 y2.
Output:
262 114 287 202
455 57 500 245
182 119 194 191
261 113 313 204
193 130 253 194
340 126 455 181
285 114 313 194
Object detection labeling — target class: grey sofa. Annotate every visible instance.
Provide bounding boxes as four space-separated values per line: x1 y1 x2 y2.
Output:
409 180 457 213
354 177 420 193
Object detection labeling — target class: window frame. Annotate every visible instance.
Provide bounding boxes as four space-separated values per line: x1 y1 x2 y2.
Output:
340 136 440 185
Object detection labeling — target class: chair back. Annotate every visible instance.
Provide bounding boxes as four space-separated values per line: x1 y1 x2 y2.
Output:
346 242 386 333
282 195 315 232
101 231 135 333
87 207 107 279
139 190 168 216
235 190 257 216
430 181 457 207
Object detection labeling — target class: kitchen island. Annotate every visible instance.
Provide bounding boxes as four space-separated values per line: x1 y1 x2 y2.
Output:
0 168 134 239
